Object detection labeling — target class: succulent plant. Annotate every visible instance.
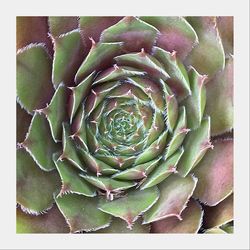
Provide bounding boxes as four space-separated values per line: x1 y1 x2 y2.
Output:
16 16 233 234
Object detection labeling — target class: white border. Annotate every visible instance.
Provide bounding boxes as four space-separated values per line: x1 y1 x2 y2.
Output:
1 0 249 249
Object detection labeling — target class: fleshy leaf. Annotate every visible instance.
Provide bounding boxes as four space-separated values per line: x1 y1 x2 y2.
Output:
100 16 159 53
193 139 233 206
55 194 111 232
52 30 85 87
140 148 184 190
21 112 60 171
185 17 225 76
176 117 211 177
205 56 233 136
204 228 226 234
203 194 233 229
151 199 203 233
17 148 60 213
99 187 159 228
16 205 69 233
16 44 54 114
140 16 198 60
48 16 78 37
143 174 197 224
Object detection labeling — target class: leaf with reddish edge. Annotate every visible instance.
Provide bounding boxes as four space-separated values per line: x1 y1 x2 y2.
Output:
99 187 159 229
100 16 159 53
185 17 225 77
96 217 150 233
203 194 233 229
21 112 60 171
75 41 123 84
217 16 233 56
16 17 53 55
17 148 61 214
52 30 85 87
151 199 203 233
48 16 78 37
181 67 207 130
69 72 95 123
53 153 96 197
140 16 199 60
143 174 197 224
192 139 233 206
55 194 111 233
16 44 54 114
79 16 123 52
16 102 32 143
16 205 69 233
176 117 212 177
205 56 233 136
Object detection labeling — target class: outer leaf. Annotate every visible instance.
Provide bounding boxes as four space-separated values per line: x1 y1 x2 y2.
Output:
204 228 226 234
151 199 203 233
55 194 111 232
16 44 54 114
193 139 233 206
99 187 159 228
143 174 197 224
17 149 60 213
21 112 60 171
205 56 233 136
16 205 69 233
140 16 199 60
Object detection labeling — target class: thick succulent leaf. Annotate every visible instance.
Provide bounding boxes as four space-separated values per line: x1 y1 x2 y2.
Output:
52 30 85 87
217 16 233 56
16 17 53 54
100 16 159 53
140 148 184 190
96 217 150 233
69 72 95 123
75 42 123 83
21 113 60 171
48 16 78 37
203 194 233 229
182 67 207 130
79 16 123 52
176 117 211 177
140 16 198 60
204 228 227 234
55 194 111 232
185 17 225 76
16 102 32 143
221 223 234 233
99 187 159 228
143 174 197 224
16 44 54 114
193 139 233 206
53 154 96 197
151 199 203 233
17 148 61 213
205 56 233 136
153 47 191 99
42 84 68 142
16 205 69 233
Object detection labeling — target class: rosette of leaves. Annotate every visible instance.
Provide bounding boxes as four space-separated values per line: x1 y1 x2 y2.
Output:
16 16 233 234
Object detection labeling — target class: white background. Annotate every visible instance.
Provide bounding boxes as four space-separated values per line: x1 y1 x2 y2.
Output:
0 0 249 249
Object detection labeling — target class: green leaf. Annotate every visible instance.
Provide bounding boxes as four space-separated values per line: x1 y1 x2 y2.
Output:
176 117 211 177
192 139 233 206
17 148 61 213
16 44 54 113
151 199 203 233
143 174 197 224
21 113 60 171
52 30 85 87
16 205 69 233
55 194 111 232
99 187 159 228
204 228 227 234
100 16 159 53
